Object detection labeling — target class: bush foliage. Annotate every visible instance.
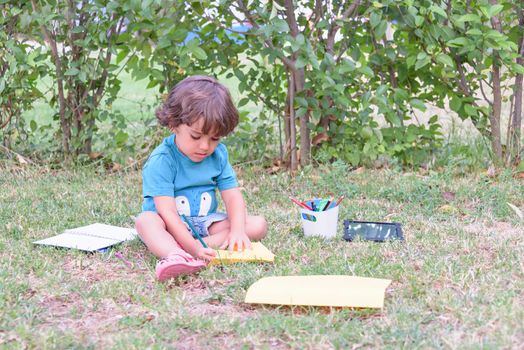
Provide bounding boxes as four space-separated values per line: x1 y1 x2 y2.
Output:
1 0 522 168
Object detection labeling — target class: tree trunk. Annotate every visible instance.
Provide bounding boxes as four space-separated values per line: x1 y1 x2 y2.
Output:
289 71 298 171
284 72 292 165
285 0 310 166
491 63 504 164
31 0 71 162
511 6 524 164
490 0 504 165
293 68 310 166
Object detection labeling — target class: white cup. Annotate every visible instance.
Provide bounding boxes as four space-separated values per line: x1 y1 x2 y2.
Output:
300 200 339 239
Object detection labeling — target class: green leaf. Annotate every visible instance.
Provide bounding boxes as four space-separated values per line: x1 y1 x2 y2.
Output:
436 53 454 67
512 64 524 75
370 12 381 28
141 0 153 10
480 7 489 18
406 55 417 68
115 131 129 144
361 127 374 139
375 20 387 39
295 56 308 69
30 120 37 132
185 37 199 49
466 28 483 36
376 85 387 95
20 13 32 28
458 14 480 22
429 5 447 18
316 19 328 29
273 19 289 33
290 34 305 51
410 99 427 111
464 104 477 116
295 97 308 108
78 71 87 83
190 46 207 60
484 29 505 41
487 4 504 18
146 79 159 89
414 15 424 27
415 56 431 70
296 33 305 46
358 66 374 78
158 37 171 49
449 97 462 112
238 98 250 107
447 37 469 47
385 112 401 126
172 28 188 43
64 68 80 76
338 60 356 73
394 88 409 102
296 107 307 117
71 26 86 34
99 31 107 43
408 6 418 16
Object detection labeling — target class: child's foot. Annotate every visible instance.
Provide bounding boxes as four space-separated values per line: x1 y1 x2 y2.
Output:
155 249 207 281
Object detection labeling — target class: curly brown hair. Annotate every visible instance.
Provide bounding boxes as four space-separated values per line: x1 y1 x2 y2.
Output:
155 75 239 137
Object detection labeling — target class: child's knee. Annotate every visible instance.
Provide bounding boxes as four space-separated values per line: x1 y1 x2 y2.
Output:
135 211 164 235
250 215 268 240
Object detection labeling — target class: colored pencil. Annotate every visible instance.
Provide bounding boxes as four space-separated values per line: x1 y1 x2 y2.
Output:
335 195 346 206
288 196 313 211
181 214 208 248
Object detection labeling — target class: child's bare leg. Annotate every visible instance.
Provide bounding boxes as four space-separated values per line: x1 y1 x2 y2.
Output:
205 215 268 248
135 211 181 258
202 230 230 248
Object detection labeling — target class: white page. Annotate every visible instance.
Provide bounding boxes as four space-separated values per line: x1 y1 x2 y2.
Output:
34 232 118 252
64 223 137 241
33 223 137 252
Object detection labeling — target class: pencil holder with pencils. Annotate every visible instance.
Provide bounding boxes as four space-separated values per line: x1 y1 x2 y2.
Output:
299 198 340 239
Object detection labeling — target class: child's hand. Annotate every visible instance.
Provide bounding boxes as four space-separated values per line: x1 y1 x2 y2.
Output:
194 247 216 261
220 231 252 251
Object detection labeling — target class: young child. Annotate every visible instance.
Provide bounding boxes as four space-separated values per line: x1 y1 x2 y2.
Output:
135 75 268 281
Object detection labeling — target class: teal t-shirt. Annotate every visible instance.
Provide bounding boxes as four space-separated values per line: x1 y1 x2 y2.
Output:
141 134 238 215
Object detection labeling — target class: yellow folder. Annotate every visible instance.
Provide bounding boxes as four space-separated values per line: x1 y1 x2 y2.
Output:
209 242 275 265
244 275 391 308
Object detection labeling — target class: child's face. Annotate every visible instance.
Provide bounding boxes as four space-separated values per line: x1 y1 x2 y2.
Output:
173 118 220 162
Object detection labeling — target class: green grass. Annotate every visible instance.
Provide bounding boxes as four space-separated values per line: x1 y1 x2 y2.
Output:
1 163 523 348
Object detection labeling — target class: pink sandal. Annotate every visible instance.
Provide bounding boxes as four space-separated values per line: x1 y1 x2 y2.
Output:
155 249 207 281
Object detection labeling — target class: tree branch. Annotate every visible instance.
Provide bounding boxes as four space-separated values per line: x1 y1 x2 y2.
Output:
479 79 493 106
326 0 360 54
236 0 296 70
284 0 300 37
31 0 70 158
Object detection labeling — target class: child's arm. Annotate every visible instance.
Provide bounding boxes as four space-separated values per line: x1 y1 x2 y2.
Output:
154 196 216 261
219 187 252 251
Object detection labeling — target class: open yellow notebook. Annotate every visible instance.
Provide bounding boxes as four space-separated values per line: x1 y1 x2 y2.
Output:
245 275 391 308
209 242 275 265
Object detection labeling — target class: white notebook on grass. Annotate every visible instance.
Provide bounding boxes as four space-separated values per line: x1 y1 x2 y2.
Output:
33 223 138 252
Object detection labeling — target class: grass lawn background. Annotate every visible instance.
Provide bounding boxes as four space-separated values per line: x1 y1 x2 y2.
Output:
1 163 523 348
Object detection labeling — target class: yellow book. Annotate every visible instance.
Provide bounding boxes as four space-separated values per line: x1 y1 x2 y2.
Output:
245 275 391 308
209 242 275 265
